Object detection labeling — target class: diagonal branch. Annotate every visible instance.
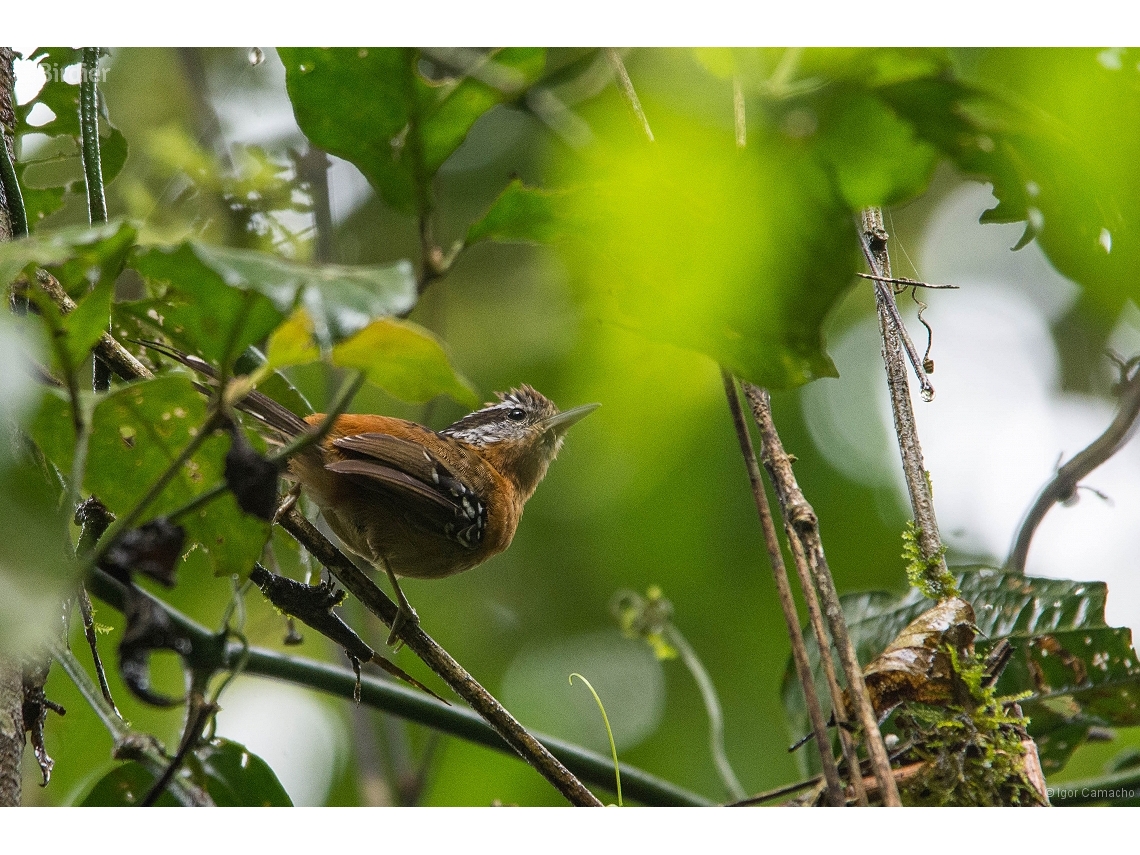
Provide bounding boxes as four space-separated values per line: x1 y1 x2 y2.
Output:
1008 358 1140 574
276 509 602 806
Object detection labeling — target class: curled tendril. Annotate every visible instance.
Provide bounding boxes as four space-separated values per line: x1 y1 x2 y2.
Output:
909 285 936 375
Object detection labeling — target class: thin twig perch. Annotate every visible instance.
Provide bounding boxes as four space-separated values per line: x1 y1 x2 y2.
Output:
859 208 952 600
742 382 902 806
721 370 845 806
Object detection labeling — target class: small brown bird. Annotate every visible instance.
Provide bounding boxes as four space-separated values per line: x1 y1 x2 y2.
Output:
147 343 598 641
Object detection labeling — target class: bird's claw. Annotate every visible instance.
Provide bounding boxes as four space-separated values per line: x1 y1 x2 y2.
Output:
387 602 419 648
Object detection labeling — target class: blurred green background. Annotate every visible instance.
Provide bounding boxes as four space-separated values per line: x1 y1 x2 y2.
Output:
9 47 1140 806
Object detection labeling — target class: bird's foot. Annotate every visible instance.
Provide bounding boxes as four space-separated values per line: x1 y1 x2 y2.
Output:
387 601 419 648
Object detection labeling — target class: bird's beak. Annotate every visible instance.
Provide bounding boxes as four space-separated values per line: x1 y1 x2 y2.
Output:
542 403 600 434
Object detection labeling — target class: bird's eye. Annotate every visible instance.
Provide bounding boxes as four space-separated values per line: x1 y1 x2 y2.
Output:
506 408 527 422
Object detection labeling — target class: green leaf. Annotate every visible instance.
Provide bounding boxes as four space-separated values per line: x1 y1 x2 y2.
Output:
78 739 291 806
0 220 136 295
881 48 1140 330
279 47 545 216
46 277 114 371
555 100 855 388
190 738 293 806
28 376 271 578
331 317 479 407
539 49 981 389
812 90 940 208
467 179 568 245
79 761 181 806
264 308 320 371
0 392 75 659
781 567 1140 775
126 241 417 361
126 244 287 367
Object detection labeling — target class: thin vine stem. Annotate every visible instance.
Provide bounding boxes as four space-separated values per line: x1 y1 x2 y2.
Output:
79 47 110 392
0 110 27 238
79 48 107 225
666 626 746 801
859 208 950 596
569 673 622 806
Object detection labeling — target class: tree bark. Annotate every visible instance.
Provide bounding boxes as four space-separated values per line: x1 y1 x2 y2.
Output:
0 44 25 808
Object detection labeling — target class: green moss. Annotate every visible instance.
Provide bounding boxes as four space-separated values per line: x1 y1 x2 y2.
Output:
902 520 957 600
894 647 1043 806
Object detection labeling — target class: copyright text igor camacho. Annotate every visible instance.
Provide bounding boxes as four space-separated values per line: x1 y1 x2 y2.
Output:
1047 787 1136 801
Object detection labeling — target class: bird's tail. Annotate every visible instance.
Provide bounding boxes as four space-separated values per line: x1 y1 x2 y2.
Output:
135 340 311 439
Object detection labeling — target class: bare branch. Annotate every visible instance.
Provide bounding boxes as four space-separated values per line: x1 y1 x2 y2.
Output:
721 370 846 806
859 208 952 599
277 509 602 806
1008 358 1140 574
742 382 902 806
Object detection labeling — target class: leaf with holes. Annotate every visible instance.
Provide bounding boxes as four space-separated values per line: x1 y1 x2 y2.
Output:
28 376 271 578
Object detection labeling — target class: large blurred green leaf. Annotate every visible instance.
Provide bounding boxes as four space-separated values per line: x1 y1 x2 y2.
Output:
508 49 969 390
782 567 1140 775
279 47 546 216
556 102 857 389
79 738 291 806
29 376 271 578
16 48 129 228
0 422 74 659
126 241 417 363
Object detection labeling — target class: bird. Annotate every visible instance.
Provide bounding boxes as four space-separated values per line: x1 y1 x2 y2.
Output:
142 342 599 643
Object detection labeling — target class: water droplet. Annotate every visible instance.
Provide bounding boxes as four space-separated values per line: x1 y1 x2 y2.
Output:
920 383 935 403
298 63 311 74
1099 228 1112 253
1025 180 1040 199
248 47 264 67
1028 207 1045 233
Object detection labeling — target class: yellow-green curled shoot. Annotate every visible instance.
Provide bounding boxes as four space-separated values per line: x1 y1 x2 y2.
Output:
569 673 622 806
